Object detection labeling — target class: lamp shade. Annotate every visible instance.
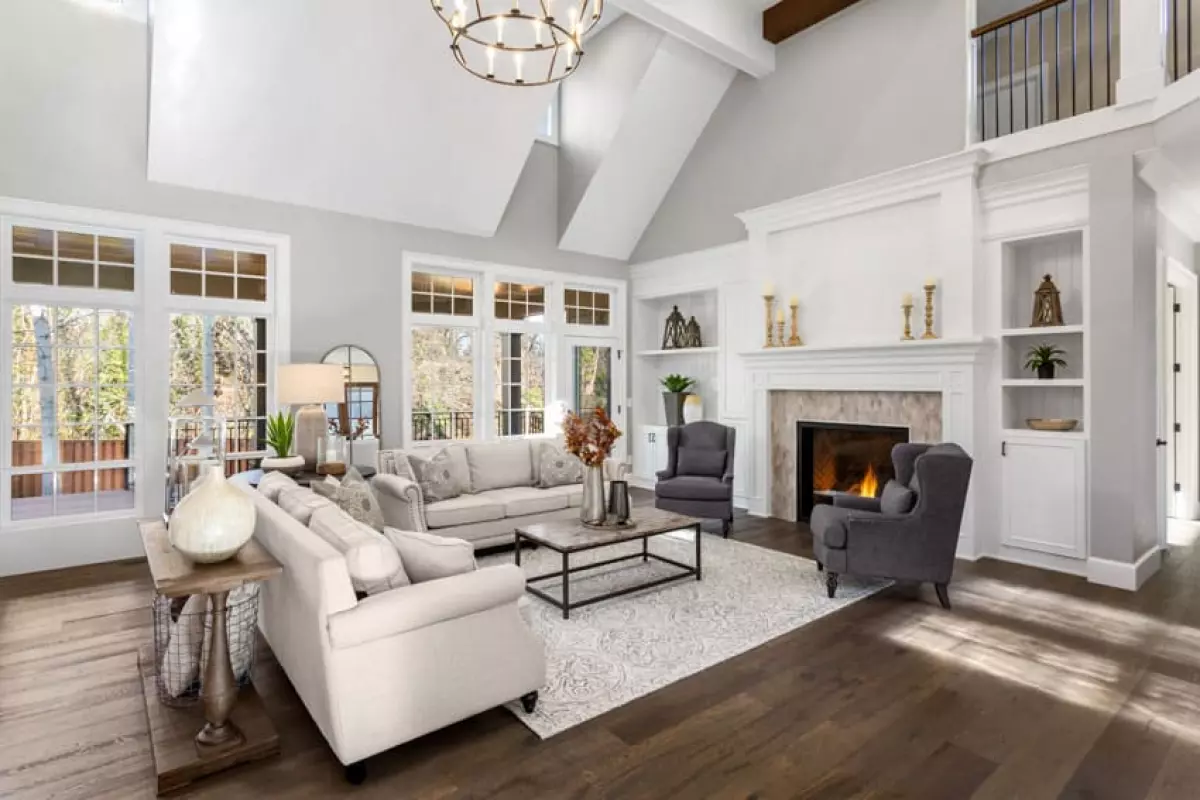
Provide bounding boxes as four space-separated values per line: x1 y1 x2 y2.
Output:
277 364 344 405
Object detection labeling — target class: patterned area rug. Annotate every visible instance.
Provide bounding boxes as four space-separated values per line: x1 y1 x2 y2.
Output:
479 531 887 738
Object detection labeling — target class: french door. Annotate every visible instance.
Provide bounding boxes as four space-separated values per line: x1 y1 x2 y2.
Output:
564 336 625 458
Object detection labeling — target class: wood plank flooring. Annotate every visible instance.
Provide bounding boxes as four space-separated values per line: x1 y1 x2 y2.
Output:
3 502 1200 799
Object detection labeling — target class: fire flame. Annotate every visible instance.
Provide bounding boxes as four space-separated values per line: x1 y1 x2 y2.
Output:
850 463 880 498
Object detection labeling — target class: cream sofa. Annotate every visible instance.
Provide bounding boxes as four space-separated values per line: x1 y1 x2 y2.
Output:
373 439 587 549
242 485 546 782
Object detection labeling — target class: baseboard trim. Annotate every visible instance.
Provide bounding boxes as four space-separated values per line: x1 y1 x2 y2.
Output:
1086 547 1163 591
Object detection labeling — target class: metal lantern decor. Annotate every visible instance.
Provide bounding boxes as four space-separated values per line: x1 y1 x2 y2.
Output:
662 305 687 350
1031 274 1065 327
165 390 227 519
431 0 604 87
683 316 703 348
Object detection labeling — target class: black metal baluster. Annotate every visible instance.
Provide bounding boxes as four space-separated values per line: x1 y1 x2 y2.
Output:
978 32 986 139
1088 0 1094 111
1010 22 1015 134
1175 0 1180 80
1072 0 1077 117
1189 0 1193 76
1024 16 1030 131
995 29 1001 134
1106 0 1111 105
1055 5 1061 121
1040 10 1046 125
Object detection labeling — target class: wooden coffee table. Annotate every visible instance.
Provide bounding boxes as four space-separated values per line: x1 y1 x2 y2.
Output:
514 508 703 619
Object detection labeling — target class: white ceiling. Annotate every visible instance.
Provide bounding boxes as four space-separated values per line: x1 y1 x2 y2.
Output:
148 0 555 237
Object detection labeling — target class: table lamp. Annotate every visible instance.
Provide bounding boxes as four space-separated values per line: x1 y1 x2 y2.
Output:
277 364 343 468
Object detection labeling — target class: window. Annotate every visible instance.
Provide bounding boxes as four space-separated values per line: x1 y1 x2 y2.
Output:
411 271 474 316
572 342 612 415
536 87 560 144
169 244 268 301
494 281 546 321
169 313 269 473
12 226 136 291
8 305 135 520
411 327 475 441
495 332 545 436
565 288 611 326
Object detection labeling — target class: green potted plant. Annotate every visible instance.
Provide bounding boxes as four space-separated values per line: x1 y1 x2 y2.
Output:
262 411 304 474
1024 343 1068 380
660 374 696 427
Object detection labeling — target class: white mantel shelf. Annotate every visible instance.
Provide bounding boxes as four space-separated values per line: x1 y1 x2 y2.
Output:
740 336 993 364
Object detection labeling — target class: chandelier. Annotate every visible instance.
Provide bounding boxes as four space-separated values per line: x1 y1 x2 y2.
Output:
431 0 604 87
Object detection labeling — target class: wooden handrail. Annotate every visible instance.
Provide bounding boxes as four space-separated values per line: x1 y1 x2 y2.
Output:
972 0 1067 38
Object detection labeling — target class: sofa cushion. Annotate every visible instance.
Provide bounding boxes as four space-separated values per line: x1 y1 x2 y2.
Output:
277 486 334 525
309 506 410 595
880 479 916 515
311 467 386 531
480 487 569 517
257 470 297 502
540 483 583 508
810 504 854 549
536 444 583 488
655 475 732 502
424 494 506 529
466 440 534 492
382 528 476 583
677 447 727 478
409 446 470 502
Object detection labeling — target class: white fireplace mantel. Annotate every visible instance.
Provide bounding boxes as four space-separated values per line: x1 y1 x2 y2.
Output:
739 336 993 559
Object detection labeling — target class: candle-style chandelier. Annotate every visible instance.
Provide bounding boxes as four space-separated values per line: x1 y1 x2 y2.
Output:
431 0 604 87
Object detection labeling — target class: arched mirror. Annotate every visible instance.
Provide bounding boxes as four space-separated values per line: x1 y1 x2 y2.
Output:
321 346 381 444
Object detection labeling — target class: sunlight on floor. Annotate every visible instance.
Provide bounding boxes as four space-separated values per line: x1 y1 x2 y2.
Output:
1167 518 1200 547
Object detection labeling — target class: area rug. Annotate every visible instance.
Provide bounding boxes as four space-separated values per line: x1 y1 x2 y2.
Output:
479 532 887 738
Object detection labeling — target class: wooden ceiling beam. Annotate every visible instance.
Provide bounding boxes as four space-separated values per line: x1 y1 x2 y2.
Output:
762 0 863 45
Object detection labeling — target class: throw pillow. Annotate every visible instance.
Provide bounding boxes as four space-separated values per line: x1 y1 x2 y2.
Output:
408 448 468 503
309 506 410 594
537 444 584 488
161 594 207 698
880 479 917 515
378 449 418 482
311 466 386 531
256 470 297 502
677 447 727 478
277 486 334 525
382 528 476 583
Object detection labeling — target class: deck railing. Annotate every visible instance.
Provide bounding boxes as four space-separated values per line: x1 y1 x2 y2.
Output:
1168 0 1200 81
411 409 546 442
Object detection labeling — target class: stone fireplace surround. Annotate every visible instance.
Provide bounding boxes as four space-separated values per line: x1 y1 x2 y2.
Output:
740 338 990 559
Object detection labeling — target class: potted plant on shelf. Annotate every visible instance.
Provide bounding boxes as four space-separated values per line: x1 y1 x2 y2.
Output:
563 407 623 525
1024 343 1068 380
660 373 696 427
262 411 304 474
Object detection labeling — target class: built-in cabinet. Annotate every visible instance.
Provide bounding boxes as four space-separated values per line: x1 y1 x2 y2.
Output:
632 425 670 483
1000 434 1087 557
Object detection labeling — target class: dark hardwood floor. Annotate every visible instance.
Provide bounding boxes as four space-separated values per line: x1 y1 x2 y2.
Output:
3 500 1200 799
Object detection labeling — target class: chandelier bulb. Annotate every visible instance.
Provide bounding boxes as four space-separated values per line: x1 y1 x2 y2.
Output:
515 52 524 84
534 19 543 47
487 46 496 78
495 15 505 45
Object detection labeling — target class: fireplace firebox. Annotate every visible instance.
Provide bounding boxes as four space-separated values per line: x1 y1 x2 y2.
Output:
796 421 909 521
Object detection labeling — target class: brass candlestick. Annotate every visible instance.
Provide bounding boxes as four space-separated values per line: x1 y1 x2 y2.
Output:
775 319 786 348
763 295 776 347
921 282 938 340
788 302 804 346
901 302 915 341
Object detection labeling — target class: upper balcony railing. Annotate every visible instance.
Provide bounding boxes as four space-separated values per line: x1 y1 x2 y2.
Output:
973 0 1117 141
1168 0 1200 82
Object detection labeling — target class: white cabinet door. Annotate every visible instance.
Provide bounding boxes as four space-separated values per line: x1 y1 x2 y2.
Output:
633 425 669 481
1001 436 1087 558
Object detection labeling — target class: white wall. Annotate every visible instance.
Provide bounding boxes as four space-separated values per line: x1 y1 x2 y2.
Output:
631 0 969 262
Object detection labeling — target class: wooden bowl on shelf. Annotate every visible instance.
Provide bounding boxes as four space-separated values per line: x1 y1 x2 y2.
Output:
1025 418 1079 432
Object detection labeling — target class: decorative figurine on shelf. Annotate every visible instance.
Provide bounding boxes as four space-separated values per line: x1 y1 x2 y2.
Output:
763 284 776 347
787 296 804 346
1031 274 1065 327
683 316 703 348
922 278 939 340
901 292 915 340
662 305 687 350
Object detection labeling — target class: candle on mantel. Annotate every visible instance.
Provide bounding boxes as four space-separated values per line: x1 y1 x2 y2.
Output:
902 291 913 306
776 308 785 323
789 295 799 307
925 277 938 288
764 282 775 297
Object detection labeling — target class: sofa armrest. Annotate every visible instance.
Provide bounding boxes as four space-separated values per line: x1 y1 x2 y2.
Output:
326 564 526 649
371 474 427 532
833 495 882 513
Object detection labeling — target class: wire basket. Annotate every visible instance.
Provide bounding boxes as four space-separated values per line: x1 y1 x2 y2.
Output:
152 583 261 708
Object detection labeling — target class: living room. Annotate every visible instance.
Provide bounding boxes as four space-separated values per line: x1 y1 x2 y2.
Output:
3 0 1200 797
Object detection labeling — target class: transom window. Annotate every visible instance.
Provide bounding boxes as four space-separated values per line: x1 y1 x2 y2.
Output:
169 244 268 302
8 305 136 520
411 271 474 316
494 281 546 321
565 288 611 326
12 225 136 291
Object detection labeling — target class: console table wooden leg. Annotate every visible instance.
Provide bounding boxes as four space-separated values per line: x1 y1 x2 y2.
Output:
196 590 243 749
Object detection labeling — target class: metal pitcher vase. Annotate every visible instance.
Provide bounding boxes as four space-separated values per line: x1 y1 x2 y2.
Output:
581 463 606 525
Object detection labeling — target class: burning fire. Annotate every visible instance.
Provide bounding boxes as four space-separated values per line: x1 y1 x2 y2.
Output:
848 463 880 498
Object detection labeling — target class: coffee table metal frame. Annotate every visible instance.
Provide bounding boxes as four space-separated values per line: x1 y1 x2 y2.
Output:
514 519 702 619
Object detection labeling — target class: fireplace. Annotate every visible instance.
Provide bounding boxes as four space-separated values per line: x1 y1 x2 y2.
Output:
796 421 909 521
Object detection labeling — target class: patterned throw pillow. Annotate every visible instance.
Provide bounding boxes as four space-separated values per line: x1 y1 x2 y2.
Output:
378 449 417 482
537 444 583 488
408 448 466 503
311 467 386 531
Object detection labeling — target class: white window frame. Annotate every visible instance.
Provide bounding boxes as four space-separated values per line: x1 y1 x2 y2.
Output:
0 196 291 534
535 86 560 146
402 252 625 452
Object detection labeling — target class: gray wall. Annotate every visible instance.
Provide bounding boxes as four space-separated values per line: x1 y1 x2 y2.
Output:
631 0 968 263
0 0 627 449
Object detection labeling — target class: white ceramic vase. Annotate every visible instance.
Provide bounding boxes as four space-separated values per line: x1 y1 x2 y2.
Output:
169 465 257 563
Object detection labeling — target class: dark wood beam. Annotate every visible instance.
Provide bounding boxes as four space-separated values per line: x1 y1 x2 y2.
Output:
763 0 863 45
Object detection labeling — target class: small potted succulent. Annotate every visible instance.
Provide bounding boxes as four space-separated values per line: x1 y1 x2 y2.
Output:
262 411 304 474
1024 343 1068 380
660 374 696 427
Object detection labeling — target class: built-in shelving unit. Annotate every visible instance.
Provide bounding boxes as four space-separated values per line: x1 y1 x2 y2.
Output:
636 346 720 358
1001 378 1085 388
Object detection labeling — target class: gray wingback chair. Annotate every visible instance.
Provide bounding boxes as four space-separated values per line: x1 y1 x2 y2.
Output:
654 421 736 536
809 443 973 609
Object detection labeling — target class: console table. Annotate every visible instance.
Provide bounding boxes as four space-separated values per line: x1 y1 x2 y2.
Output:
138 519 282 795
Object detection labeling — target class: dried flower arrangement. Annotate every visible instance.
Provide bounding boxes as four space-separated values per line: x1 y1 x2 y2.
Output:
563 406 623 467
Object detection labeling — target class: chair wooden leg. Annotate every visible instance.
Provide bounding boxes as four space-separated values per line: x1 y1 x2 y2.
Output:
816 561 824 572
344 761 367 785
934 583 951 610
721 519 731 537
826 572 839 599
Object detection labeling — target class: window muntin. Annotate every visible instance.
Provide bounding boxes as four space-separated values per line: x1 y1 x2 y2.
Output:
564 288 611 326
12 226 136 291
169 244 268 302
411 271 474 316
494 332 545 437
494 281 546 321
411 327 475 441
